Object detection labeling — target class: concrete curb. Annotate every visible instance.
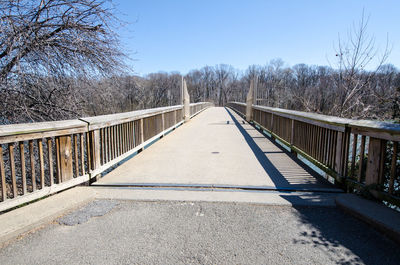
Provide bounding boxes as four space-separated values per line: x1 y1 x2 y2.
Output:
336 194 400 245
0 187 96 246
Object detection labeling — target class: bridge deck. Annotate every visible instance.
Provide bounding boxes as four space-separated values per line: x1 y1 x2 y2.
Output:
95 107 339 192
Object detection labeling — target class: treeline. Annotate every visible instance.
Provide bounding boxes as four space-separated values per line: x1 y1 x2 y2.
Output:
185 60 400 121
1 60 400 124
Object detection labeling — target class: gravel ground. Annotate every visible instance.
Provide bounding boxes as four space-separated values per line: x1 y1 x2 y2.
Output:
0 200 399 265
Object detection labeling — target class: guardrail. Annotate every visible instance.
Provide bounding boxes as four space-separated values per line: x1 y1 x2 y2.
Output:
0 102 212 211
227 102 400 207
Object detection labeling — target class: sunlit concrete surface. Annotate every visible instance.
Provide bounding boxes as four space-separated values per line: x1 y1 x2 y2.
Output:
96 107 338 191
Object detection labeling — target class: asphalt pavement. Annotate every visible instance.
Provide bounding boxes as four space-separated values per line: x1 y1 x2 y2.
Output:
1 199 399 265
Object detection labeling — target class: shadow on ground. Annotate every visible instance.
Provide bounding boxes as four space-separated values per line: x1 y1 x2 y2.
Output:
225 107 336 190
282 194 400 265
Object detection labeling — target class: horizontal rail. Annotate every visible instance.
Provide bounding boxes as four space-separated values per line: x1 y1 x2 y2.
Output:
227 102 400 207
0 102 212 211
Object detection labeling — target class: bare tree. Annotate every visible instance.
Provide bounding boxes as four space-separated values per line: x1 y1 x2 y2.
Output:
331 10 391 118
0 0 126 123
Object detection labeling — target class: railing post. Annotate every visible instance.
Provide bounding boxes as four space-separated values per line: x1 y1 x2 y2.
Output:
91 130 101 170
246 79 254 121
334 127 350 182
140 118 144 146
290 119 297 155
161 112 165 136
183 79 190 122
58 135 73 182
365 137 387 186
335 132 344 176
173 109 177 128
88 129 101 184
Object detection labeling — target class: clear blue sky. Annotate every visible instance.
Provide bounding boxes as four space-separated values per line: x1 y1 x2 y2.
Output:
113 0 400 75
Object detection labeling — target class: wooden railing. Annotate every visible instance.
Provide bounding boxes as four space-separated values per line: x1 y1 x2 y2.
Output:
0 102 212 211
227 102 400 207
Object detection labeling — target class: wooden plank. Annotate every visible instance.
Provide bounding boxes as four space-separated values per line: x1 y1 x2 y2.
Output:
119 124 123 154
365 137 384 186
127 123 131 151
0 127 87 145
115 125 119 157
351 134 358 178
80 134 85 176
106 127 111 162
37 139 45 188
350 120 400 140
55 137 61 183
99 129 104 165
8 144 17 198
389 142 398 194
112 126 115 159
252 105 349 131
343 130 350 177
0 146 7 201
47 138 54 186
19 142 27 194
29 140 36 191
91 130 101 171
133 121 138 147
114 126 118 158
126 123 129 152
326 130 331 165
351 128 400 142
378 140 387 185
103 128 108 164
318 126 323 162
125 123 129 151
74 134 79 177
129 122 133 149
0 119 87 137
122 124 125 154
331 131 338 169
334 132 344 175
329 130 335 167
58 135 73 182
321 128 327 165
86 132 91 171
358 135 366 182
80 105 183 130
311 125 316 158
140 118 144 145
173 110 177 126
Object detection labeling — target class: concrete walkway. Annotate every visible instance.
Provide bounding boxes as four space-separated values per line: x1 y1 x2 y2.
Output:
95 107 339 192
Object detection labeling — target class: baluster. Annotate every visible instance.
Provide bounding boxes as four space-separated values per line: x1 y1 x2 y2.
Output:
74 134 79 177
19 142 27 194
47 138 54 186
29 140 36 190
80 134 85 175
358 135 366 182
37 139 45 188
351 134 358 178
0 146 7 200
9 143 17 197
389 142 398 194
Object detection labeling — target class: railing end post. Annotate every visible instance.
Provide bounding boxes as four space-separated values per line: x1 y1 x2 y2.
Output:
245 80 254 121
183 79 190 122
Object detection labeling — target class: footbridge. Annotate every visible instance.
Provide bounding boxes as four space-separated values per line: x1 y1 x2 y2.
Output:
0 84 399 264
